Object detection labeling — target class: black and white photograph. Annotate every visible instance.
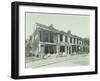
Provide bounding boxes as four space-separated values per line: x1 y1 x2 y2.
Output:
25 12 90 68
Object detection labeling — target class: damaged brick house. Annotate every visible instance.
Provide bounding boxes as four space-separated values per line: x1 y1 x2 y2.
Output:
25 22 89 58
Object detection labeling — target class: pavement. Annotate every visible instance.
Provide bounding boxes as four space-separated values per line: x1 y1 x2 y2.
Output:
25 54 89 68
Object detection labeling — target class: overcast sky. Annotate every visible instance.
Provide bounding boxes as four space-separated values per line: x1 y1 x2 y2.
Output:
25 12 90 39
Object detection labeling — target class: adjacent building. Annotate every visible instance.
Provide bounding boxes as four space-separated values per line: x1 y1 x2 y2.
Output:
25 22 89 58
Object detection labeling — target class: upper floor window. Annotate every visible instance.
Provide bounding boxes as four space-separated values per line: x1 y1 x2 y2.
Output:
40 30 48 42
82 40 84 45
74 38 76 44
70 37 72 43
65 36 67 42
80 40 82 44
77 39 78 44
40 31 42 42
60 34 63 41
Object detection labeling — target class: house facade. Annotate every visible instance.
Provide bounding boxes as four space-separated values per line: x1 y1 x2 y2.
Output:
26 23 89 58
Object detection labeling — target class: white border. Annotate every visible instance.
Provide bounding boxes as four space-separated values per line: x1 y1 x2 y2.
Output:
19 5 95 76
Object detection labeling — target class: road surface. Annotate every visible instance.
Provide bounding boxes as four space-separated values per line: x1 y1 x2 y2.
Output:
26 54 89 68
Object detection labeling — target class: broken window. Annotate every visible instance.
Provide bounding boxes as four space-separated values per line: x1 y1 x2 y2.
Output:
50 32 54 43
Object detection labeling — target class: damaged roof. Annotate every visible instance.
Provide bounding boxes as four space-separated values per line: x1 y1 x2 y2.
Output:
35 22 87 39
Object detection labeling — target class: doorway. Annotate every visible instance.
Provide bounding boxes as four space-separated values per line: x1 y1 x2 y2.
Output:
44 45 56 54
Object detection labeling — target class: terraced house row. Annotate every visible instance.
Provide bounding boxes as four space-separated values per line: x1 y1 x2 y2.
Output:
25 22 89 58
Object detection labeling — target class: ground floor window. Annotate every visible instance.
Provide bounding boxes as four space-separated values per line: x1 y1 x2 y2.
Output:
60 46 65 52
44 45 56 54
72 45 77 53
